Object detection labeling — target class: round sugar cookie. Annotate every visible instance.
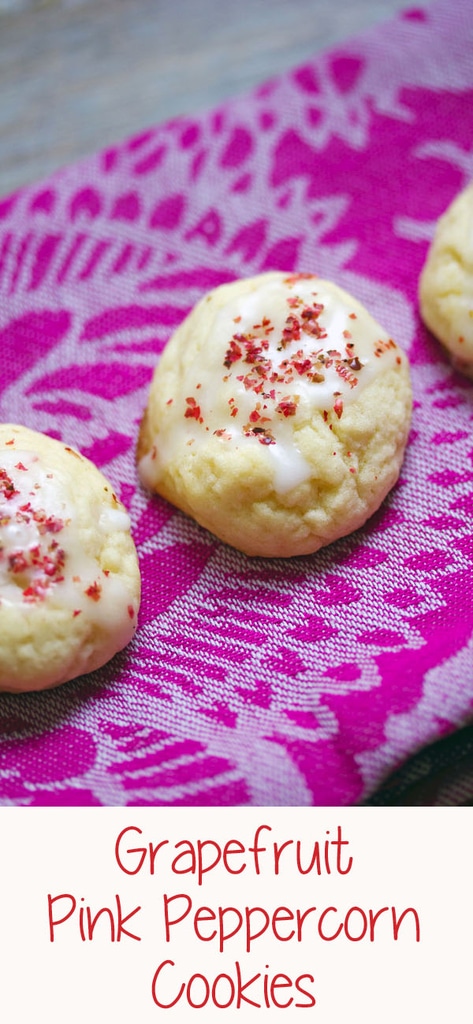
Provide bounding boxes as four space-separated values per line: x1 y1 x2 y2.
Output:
0 424 141 692
419 182 473 378
138 272 412 558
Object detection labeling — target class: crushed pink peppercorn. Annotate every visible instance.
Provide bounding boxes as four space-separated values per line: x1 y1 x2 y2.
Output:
1 461 68 603
85 581 102 601
0 468 19 501
276 396 299 417
333 397 344 419
214 286 366 438
374 337 397 357
184 396 203 423
177 280 396 448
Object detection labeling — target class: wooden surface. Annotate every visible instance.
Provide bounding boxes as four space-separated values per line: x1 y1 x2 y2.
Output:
0 0 413 198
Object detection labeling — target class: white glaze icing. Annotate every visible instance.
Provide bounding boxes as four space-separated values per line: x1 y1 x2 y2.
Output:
99 507 131 533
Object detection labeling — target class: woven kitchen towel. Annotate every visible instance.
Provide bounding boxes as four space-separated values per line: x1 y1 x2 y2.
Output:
0 0 472 806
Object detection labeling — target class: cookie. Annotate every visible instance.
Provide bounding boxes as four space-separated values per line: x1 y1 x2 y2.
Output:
419 181 473 378
0 424 141 692
138 272 412 557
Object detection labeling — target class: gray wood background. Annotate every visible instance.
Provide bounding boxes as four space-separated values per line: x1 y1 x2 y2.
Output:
1 0 413 198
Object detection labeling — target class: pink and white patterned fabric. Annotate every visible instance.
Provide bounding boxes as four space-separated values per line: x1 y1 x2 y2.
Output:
0 0 472 806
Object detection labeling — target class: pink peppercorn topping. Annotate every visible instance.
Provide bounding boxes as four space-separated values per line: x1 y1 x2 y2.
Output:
333 397 344 419
1 459 68 604
276 396 299 417
223 339 242 368
184 396 203 422
0 468 19 501
216 286 368 437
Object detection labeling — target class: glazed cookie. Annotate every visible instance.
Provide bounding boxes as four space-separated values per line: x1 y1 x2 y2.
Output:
0 424 141 692
419 182 473 378
138 272 412 557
